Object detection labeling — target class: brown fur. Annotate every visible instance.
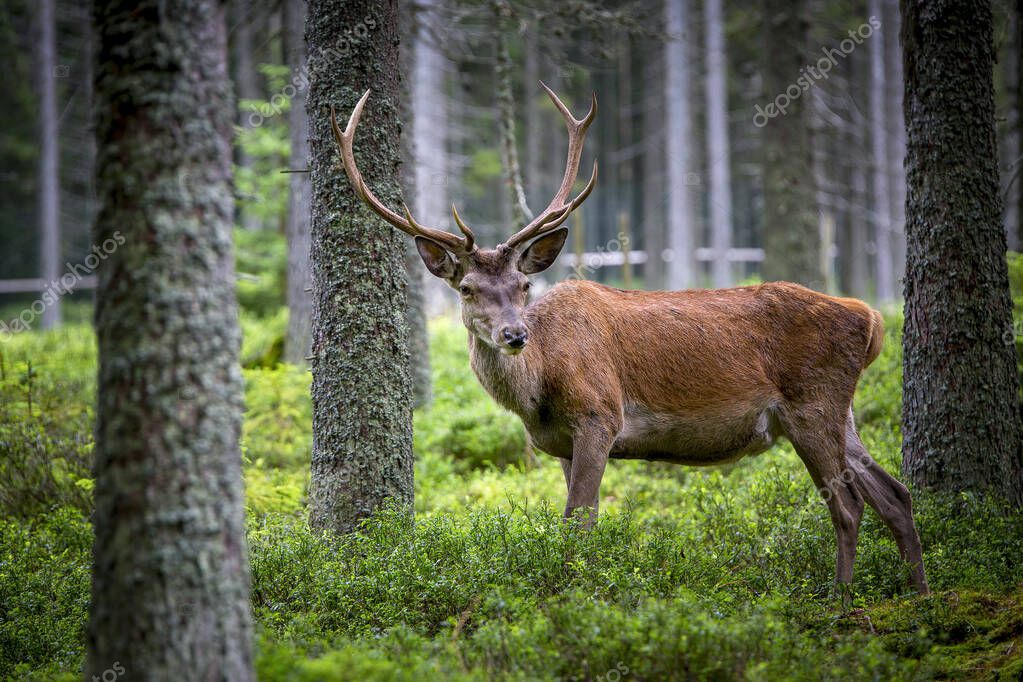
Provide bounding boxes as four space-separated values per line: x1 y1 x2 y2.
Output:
449 246 927 595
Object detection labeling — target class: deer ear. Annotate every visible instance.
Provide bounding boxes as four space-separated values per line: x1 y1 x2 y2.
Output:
518 228 568 275
414 236 457 280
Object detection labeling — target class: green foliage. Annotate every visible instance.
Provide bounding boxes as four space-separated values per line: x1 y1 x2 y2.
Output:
235 228 287 318
234 64 292 231
2 314 1022 679
0 508 91 679
0 328 95 518
1008 251 1023 397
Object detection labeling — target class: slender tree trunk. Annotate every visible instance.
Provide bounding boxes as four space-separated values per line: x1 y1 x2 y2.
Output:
704 0 732 288
760 0 821 288
885 0 907 282
283 0 313 364
524 34 541 210
88 1 254 677
306 0 414 534
869 0 894 301
402 0 432 408
642 39 666 290
847 122 870 299
35 0 60 329
901 0 1023 505
231 0 260 231
493 0 531 228
665 0 697 289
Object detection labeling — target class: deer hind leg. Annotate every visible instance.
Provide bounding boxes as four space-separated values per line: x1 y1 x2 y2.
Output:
844 411 929 594
781 408 865 595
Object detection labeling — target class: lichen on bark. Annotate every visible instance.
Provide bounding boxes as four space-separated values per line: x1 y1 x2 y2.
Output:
305 0 415 534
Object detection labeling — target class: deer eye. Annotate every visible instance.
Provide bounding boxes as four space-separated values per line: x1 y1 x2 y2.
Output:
522 281 531 292
459 284 473 297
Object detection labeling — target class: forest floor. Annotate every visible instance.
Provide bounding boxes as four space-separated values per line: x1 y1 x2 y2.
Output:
1 310 1023 680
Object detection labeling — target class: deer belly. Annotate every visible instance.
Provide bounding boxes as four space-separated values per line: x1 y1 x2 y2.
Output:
611 403 779 465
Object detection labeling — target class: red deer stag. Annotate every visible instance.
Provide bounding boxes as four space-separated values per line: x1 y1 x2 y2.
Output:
329 84 928 595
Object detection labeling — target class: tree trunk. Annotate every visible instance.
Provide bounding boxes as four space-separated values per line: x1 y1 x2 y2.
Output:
665 0 698 289
403 0 432 408
641 39 666 290
87 1 254 678
230 0 260 231
306 0 414 534
493 0 531 228
901 0 1023 505
760 0 821 288
885 0 907 284
704 0 732 288
283 0 313 364
869 0 894 302
35 0 60 329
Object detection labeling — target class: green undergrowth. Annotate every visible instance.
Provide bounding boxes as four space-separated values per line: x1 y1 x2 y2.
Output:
1 293 1022 679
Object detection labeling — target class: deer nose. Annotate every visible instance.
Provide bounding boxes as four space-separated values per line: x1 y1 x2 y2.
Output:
501 327 529 349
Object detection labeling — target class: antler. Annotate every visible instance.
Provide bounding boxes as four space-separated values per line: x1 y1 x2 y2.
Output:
503 82 598 250
330 90 476 255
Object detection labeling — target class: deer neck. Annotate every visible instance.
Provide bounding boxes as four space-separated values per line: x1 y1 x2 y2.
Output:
467 333 540 418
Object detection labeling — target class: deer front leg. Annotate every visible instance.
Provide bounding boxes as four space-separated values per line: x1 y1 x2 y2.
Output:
564 423 614 529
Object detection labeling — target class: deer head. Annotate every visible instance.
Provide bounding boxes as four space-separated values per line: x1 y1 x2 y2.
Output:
330 84 597 355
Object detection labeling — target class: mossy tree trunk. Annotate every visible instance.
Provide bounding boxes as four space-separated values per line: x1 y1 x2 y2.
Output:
900 0 1023 506
760 0 822 289
306 0 414 534
88 1 254 678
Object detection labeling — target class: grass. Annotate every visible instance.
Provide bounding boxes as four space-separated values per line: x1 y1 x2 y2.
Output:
0 308 1021 680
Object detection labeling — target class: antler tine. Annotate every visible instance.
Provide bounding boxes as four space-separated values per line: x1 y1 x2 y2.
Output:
504 83 598 249
330 91 475 255
450 204 476 252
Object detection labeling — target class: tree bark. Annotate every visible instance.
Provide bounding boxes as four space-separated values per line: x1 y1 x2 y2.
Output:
284 0 313 364
35 0 60 329
1004 0 1021 252
704 0 733 288
306 0 414 534
88 1 254 678
665 0 698 289
760 0 822 289
901 0 1023 505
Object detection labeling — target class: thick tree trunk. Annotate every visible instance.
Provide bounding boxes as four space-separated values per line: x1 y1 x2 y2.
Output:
283 0 313 365
901 0 1023 505
704 0 732 289
665 0 698 289
88 1 254 678
306 0 414 534
760 0 821 288
35 0 60 329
